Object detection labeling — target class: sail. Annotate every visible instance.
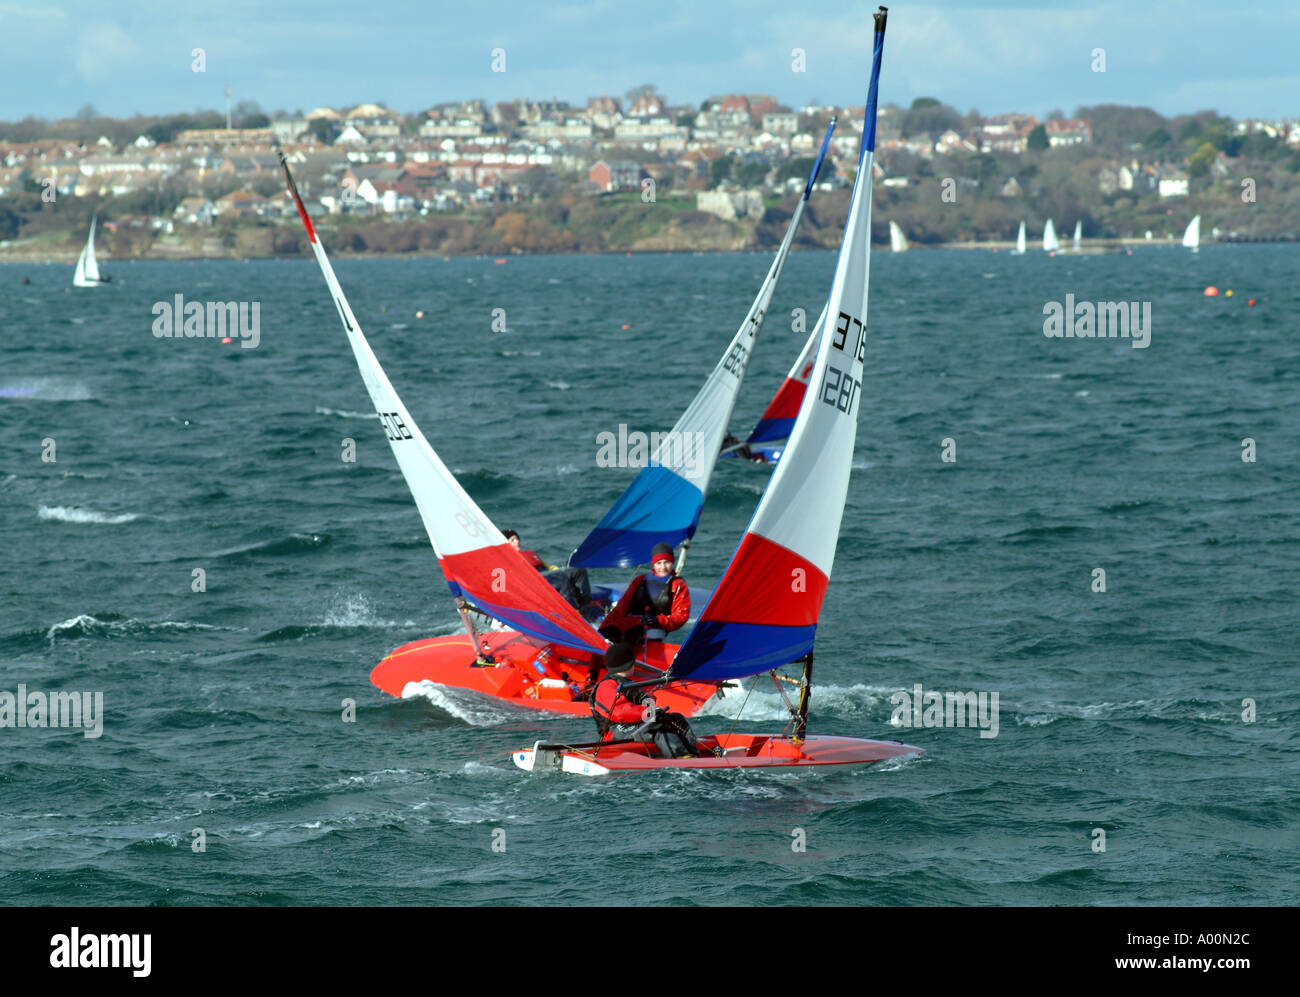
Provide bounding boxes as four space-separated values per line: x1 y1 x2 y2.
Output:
889 220 908 252
1072 220 1082 251
1183 214 1200 250
73 216 101 287
745 306 824 445
571 120 838 569
671 9 889 682
1042 218 1059 252
1014 221 1026 255
278 155 606 656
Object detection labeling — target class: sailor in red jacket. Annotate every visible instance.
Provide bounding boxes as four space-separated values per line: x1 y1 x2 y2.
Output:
503 529 549 571
598 542 690 646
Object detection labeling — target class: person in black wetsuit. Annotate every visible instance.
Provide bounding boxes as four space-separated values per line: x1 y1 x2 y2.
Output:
589 643 700 759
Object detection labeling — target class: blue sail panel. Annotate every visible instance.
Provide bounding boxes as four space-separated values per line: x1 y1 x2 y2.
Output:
571 464 703 568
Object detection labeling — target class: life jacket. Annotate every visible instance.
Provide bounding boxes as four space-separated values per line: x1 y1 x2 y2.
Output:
632 574 681 617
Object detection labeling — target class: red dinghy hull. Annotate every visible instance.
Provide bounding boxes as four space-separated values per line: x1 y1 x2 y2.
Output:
370 631 735 719
513 733 923 775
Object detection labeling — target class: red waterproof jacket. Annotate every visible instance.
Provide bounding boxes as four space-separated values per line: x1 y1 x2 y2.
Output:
600 573 690 635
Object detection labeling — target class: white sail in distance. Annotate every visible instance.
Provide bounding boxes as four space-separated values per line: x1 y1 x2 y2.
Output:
889 220 909 252
1043 219 1059 253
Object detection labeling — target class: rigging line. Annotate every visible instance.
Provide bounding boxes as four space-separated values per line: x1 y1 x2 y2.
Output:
722 675 758 745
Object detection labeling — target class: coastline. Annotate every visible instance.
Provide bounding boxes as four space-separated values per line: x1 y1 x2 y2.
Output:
2 234 1285 266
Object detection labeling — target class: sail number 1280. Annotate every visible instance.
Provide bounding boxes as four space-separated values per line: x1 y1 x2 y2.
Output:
821 365 860 414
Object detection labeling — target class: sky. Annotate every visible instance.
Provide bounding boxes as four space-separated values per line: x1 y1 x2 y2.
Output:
1 0 1297 123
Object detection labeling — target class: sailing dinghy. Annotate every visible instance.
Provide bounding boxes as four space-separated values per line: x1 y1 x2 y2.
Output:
1012 220 1026 255
73 216 110 287
889 219 909 252
358 124 837 711
278 155 735 720
1072 219 1082 252
1182 214 1200 252
514 7 923 774
1042 218 1060 253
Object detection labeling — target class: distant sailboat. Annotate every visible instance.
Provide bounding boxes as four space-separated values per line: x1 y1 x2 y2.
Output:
1042 218 1060 253
1012 220 1026 255
72 216 109 287
889 219 909 252
1182 214 1201 252
1072 220 1082 252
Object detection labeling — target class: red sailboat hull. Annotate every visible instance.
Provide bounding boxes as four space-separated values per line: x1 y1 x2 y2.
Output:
370 631 735 719
513 733 923 774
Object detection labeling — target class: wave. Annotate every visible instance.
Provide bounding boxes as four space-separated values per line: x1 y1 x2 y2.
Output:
210 533 329 560
42 613 222 646
315 406 378 419
321 593 416 629
696 681 899 722
399 680 522 727
38 505 139 525
0 377 93 401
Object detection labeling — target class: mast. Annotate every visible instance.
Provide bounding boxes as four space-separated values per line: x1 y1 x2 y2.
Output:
792 653 814 742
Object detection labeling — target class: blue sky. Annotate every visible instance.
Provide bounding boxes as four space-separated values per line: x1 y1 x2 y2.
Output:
1 0 1296 122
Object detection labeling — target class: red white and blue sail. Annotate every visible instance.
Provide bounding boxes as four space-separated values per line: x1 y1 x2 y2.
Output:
671 12 887 682
571 122 837 568
744 305 825 445
279 157 606 656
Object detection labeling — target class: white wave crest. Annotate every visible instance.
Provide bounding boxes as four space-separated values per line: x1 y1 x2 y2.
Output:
38 505 139 524
315 405 378 419
399 680 516 727
321 593 415 628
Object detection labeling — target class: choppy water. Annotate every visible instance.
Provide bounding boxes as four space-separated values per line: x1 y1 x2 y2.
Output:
1 245 1296 905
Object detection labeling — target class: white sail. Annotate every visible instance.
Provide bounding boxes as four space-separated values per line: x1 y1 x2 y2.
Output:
1182 215 1200 251
278 156 607 655
73 216 104 287
671 12 888 681
1073 220 1082 251
889 219 909 253
1013 220 1026 255
1042 218 1059 253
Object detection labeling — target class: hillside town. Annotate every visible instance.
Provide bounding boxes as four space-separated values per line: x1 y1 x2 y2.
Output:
2 91 1298 258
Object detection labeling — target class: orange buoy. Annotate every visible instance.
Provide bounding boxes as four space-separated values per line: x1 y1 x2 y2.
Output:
1225 289 1234 297
1204 286 1219 296
494 258 506 264
625 251 632 257
1248 298 1257 306
620 324 630 330
221 337 233 344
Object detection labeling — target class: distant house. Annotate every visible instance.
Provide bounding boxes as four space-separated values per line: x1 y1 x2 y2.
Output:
271 118 309 143
173 197 216 225
589 159 641 192
1000 177 1024 197
761 112 800 135
1045 118 1092 147
213 189 268 219
696 188 764 220
1158 172 1189 197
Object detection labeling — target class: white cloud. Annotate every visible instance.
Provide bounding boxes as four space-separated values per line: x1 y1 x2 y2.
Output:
75 21 140 82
